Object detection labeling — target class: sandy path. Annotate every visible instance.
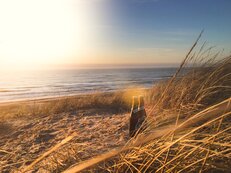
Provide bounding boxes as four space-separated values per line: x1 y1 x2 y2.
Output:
0 109 129 172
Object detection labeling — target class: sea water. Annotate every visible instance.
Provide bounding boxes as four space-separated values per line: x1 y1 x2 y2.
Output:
0 68 177 102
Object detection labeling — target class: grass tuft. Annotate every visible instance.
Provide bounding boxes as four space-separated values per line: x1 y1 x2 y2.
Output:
63 36 231 172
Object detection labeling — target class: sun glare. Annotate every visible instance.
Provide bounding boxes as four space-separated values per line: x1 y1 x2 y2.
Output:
0 0 97 71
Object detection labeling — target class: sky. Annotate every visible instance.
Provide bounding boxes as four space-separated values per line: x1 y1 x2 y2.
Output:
0 0 231 70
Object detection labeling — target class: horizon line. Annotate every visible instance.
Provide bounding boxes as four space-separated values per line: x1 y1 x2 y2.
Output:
54 63 181 69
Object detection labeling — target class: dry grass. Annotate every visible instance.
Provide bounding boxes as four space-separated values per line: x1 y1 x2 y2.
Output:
99 37 231 173
0 88 146 121
62 34 231 173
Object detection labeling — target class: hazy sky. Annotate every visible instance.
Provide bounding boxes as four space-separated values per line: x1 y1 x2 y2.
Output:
0 0 231 70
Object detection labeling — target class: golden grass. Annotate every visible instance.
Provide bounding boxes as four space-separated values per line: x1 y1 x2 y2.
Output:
22 132 77 172
61 33 231 172
0 88 146 120
63 98 231 173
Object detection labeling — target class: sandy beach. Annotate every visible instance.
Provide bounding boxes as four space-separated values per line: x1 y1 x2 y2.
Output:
0 90 145 172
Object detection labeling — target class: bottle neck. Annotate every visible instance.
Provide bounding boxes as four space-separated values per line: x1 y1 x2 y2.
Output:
139 96 145 110
131 96 138 113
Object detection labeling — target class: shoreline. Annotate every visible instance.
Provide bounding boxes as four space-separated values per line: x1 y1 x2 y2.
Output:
0 87 148 106
0 87 147 121
0 91 109 105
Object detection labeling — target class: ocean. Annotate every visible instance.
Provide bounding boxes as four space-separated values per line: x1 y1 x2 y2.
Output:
0 68 177 102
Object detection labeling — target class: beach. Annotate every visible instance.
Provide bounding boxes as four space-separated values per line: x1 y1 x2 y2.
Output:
0 91 142 172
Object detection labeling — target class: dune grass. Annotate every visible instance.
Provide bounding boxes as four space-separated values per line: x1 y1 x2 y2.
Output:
0 88 146 120
61 34 231 173
97 37 231 173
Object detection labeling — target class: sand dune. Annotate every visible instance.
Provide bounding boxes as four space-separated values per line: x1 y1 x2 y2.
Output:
0 101 130 172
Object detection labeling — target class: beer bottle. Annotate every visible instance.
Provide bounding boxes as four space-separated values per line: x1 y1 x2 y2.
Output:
138 95 146 118
137 95 147 133
129 96 139 137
